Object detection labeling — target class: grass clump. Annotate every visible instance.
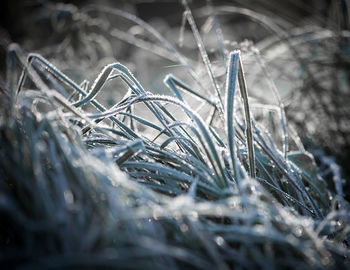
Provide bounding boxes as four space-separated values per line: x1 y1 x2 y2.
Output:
0 1 349 269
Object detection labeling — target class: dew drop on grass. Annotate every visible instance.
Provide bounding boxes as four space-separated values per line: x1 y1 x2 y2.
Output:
294 226 303 237
190 211 198 220
64 189 74 204
180 223 189 232
250 185 256 193
215 236 224 246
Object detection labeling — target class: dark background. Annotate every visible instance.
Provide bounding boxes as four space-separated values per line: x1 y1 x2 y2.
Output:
0 0 337 45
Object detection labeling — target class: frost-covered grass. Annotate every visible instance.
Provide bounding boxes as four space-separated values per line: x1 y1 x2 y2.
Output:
0 1 349 269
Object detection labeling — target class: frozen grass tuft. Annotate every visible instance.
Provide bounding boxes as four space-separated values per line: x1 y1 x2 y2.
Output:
0 2 349 269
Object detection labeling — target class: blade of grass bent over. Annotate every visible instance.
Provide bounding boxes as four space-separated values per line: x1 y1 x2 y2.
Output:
98 93 228 189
